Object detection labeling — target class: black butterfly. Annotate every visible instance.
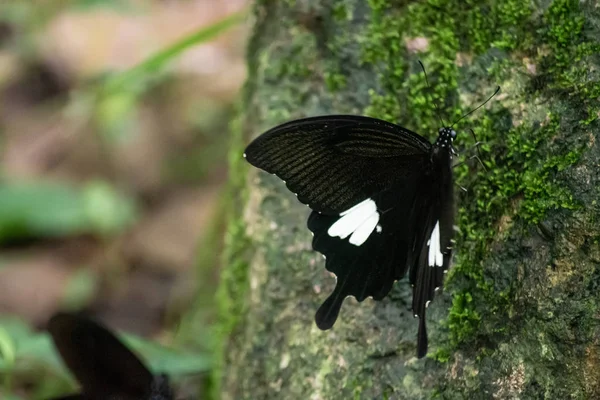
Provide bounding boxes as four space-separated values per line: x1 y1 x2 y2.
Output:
47 312 173 400
244 87 498 358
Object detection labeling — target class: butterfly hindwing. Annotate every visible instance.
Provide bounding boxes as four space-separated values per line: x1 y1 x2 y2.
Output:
244 115 431 214
409 148 454 357
308 173 431 329
48 313 172 400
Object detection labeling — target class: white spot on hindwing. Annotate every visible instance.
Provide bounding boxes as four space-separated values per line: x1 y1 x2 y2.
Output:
327 198 380 246
427 221 443 267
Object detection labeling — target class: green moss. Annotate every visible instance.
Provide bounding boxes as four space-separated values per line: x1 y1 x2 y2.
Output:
450 11 595 396
208 3 268 392
264 27 318 80
433 348 451 363
446 292 481 346
324 70 347 91
362 0 534 132
209 108 251 400
447 108 586 365
222 0 599 397
364 91 402 123
215 2 389 398
361 0 592 388
363 2 460 134
541 0 600 111
322 1 360 94
332 2 351 22
467 0 534 52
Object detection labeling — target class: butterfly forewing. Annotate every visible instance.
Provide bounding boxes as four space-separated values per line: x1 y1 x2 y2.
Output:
48 313 156 400
244 115 431 214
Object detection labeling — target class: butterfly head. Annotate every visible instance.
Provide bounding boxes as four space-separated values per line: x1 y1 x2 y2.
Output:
435 127 456 149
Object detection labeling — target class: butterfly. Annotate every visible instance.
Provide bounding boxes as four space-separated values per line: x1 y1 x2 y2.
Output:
47 312 173 400
243 79 499 358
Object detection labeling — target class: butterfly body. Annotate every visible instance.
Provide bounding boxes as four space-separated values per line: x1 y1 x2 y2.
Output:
245 115 458 357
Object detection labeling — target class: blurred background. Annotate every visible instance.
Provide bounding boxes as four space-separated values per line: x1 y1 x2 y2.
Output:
0 0 249 398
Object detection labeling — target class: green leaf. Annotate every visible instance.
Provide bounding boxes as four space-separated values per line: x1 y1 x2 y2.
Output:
0 318 63 373
61 268 98 310
123 334 212 375
0 181 137 242
82 180 138 235
0 317 210 376
71 0 134 11
104 10 247 93
90 8 246 141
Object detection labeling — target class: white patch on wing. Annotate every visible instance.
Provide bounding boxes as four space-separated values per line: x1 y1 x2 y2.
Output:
428 221 443 267
349 213 379 245
327 198 379 246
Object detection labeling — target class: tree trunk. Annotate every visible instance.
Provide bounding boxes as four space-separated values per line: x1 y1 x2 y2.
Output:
216 0 600 398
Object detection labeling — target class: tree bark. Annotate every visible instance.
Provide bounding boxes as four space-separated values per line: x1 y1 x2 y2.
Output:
217 1 600 398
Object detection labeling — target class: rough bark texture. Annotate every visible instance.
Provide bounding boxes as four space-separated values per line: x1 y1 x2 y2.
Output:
216 0 600 399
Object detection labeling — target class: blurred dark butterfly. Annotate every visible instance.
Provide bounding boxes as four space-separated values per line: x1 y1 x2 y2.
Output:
244 79 499 358
47 312 173 400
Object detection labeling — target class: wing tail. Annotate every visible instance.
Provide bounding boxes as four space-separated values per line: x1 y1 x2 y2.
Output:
411 218 453 358
315 283 346 330
417 316 428 358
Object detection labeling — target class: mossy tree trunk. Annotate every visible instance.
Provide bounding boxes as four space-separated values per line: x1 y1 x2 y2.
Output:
216 0 600 398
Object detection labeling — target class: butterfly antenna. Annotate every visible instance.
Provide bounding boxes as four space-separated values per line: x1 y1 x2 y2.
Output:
451 86 500 128
418 60 447 128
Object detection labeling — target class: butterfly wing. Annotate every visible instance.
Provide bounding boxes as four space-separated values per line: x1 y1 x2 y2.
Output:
308 172 430 329
410 148 455 357
244 115 431 214
48 312 156 400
